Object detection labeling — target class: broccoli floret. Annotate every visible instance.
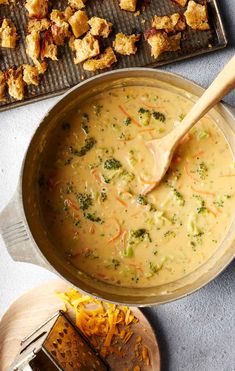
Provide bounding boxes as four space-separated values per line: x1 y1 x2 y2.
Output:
138 108 151 126
197 162 208 180
131 228 152 242
136 194 148 205
152 111 166 122
172 188 185 206
104 158 122 170
76 193 92 210
100 189 107 202
70 137 96 157
84 212 103 223
123 117 131 126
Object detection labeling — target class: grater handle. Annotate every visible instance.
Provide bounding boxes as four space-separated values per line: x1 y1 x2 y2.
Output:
0 188 50 270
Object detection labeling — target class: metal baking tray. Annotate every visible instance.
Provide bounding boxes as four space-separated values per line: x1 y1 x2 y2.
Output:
0 0 227 112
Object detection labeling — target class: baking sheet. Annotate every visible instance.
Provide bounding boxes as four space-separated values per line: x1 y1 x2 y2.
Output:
0 0 227 112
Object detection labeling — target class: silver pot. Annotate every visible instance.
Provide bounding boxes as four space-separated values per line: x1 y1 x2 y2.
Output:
1 68 235 306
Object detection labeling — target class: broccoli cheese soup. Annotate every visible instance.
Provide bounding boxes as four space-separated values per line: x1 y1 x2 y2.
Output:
38 85 235 288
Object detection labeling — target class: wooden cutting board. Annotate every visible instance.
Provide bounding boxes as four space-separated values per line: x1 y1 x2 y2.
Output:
0 280 160 371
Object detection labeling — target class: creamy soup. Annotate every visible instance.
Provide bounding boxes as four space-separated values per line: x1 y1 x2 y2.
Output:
38 85 235 288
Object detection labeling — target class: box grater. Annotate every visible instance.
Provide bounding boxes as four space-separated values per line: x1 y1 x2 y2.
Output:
8 310 109 371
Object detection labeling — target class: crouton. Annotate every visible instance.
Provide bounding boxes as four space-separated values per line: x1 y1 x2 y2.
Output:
23 64 39 86
26 30 40 64
68 10 89 38
64 6 74 21
68 0 87 10
119 0 137 12
41 30 58 60
0 71 6 102
167 32 181 51
0 19 18 48
25 0 48 19
146 31 170 59
35 60 47 74
88 17 112 38
50 8 74 24
152 13 186 33
113 32 140 55
51 23 70 45
184 0 210 30
83 47 117 71
6 67 24 101
172 0 188 6
71 33 100 64
0 0 15 4
27 18 50 33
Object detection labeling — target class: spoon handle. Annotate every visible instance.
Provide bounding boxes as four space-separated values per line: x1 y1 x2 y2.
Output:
169 54 235 150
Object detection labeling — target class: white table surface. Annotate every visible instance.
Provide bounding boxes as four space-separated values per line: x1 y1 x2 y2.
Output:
0 2 235 370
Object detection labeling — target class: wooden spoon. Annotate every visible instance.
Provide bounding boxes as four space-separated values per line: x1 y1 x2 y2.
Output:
143 55 235 195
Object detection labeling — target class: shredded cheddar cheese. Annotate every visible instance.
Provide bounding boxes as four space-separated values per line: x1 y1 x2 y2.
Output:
56 288 151 368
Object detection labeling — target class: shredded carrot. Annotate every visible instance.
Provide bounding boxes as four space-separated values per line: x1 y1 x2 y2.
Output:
184 164 200 182
118 105 141 127
191 186 215 197
192 150 205 158
141 102 163 110
121 191 133 198
108 218 122 243
91 169 106 185
115 196 128 208
139 175 158 185
64 199 80 212
219 174 235 177
121 230 127 252
179 132 192 146
89 224 95 234
207 207 218 217
138 128 156 133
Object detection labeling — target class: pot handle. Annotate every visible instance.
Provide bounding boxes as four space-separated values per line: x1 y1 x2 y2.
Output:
0 190 50 270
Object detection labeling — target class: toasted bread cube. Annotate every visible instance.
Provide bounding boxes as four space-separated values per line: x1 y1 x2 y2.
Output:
68 10 89 38
6 67 24 101
83 47 117 71
184 0 209 30
119 0 136 12
26 31 40 63
0 71 6 102
25 0 48 19
71 33 100 64
64 7 75 20
41 30 58 60
113 32 140 55
172 0 188 6
167 32 181 51
0 0 15 4
152 13 186 33
51 23 71 45
35 60 47 74
88 17 112 38
27 18 50 33
50 8 74 25
68 0 87 10
23 64 39 86
146 31 170 59
0 19 18 48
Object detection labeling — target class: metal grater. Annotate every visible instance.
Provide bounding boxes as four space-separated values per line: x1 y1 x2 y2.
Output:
8 310 109 371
